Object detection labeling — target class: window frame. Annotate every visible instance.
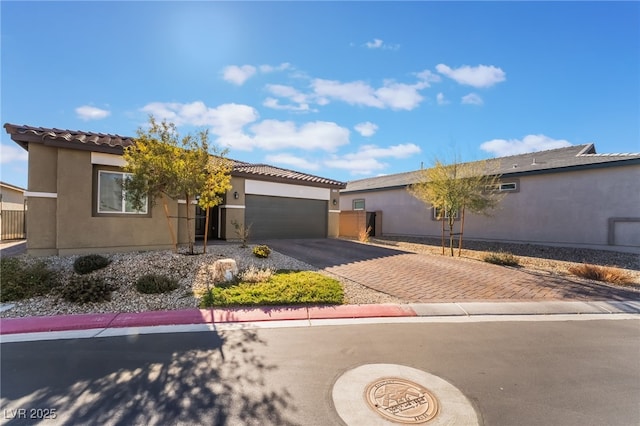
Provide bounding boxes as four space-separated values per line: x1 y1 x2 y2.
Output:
432 206 460 221
353 199 365 211
94 168 150 217
485 181 519 193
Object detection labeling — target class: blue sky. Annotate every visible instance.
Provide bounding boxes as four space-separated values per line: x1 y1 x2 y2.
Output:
2 1 639 189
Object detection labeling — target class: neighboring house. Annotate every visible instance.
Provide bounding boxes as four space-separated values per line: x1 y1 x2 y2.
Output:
340 145 640 251
0 181 26 240
4 123 345 256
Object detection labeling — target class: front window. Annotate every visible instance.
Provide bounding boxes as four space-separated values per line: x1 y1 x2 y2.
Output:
353 199 365 211
97 171 147 214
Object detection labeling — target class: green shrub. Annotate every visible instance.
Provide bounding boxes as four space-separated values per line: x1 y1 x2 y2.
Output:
60 276 115 304
73 254 111 274
201 270 343 307
135 274 179 294
252 245 271 258
1 258 60 302
483 251 520 266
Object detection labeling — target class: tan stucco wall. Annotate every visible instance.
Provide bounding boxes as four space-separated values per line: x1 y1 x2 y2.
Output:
53 149 180 254
328 211 340 237
221 177 246 240
340 165 640 249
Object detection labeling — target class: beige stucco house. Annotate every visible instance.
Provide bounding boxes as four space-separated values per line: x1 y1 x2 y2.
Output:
5 123 345 256
0 181 26 240
341 145 640 252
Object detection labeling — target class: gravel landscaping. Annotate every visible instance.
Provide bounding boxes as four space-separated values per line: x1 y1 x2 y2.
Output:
0 243 402 318
1 238 637 319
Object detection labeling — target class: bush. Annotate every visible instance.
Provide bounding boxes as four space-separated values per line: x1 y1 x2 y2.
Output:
568 263 634 285
60 276 115 304
252 245 271 258
483 251 520 266
1 258 60 302
135 274 179 294
238 265 276 283
201 270 343 307
73 254 111 274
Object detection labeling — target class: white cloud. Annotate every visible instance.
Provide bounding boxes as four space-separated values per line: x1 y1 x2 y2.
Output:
249 120 349 152
263 84 311 111
436 64 506 88
480 134 572 157
222 65 257 85
140 101 350 152
265 153 320 171
259 62 291 73
263 98 310 112
325 143 421 175
0 144 28 164
436 92 449 105
415 69 442 86
75 105 110 121
364 38 400 50
354 122 378 137
461 93 484 105
312 78 425 110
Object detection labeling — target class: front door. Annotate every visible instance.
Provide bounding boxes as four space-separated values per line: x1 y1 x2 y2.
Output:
195 206 219 240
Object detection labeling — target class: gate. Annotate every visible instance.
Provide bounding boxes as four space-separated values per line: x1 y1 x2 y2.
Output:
1 210 26 240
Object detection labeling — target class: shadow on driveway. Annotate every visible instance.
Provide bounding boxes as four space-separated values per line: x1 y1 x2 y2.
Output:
259 238 408 269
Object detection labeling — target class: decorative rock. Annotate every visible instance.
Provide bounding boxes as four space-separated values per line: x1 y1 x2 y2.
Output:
214 259 238 282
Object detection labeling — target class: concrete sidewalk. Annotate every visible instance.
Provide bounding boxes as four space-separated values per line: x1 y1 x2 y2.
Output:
2 300 639 336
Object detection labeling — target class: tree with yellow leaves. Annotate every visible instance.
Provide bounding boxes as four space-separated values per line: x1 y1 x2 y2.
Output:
123 116 232 254
408 158 504 256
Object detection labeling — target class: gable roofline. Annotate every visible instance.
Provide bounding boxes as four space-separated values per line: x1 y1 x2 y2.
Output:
342 143 640 194
4 123 345 188
0 181 26 193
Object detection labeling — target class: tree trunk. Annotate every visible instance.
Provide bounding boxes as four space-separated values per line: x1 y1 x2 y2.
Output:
203 206 210 254
441 214 445 255
162 195 178 253
185 194 194 254
448 216 455 257
458 205 466 257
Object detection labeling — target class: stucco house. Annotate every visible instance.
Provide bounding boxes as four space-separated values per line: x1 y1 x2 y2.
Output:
340 144 640 252
0 181 26 240
4 123 345 256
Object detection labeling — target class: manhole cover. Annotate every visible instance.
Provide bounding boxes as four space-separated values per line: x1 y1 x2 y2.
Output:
365 377 439 424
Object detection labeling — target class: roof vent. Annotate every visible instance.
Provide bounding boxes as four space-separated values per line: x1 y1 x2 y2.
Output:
512 164 518 169
531 158 537 165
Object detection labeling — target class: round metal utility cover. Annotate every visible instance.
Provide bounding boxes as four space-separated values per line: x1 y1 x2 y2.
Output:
365 377 439 424
332 363 479 426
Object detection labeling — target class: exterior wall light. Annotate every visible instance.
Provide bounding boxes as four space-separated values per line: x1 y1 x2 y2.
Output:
233 191 239 199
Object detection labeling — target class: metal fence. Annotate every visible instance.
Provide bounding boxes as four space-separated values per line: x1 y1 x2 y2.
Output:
1 209 26 240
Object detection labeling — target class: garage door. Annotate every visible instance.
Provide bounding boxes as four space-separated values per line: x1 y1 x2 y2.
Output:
245 195 327 239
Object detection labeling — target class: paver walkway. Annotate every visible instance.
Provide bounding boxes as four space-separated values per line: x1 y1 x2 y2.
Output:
263 239 638 303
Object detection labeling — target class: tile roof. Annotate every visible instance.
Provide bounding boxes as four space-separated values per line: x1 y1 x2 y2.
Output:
232 161 345 187
4 123 134 153
343 144 640 193
4 123 345 188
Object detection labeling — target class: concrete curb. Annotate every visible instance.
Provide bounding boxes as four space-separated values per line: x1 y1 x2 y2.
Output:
1 301 639 336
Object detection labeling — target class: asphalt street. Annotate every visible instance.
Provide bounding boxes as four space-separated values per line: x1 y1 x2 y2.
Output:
1 318 639 426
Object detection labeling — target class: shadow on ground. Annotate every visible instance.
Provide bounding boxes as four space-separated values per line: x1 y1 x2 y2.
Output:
259 238 408 269
1 329 299 425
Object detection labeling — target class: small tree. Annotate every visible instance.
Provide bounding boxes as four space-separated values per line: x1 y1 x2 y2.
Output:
198 153 233 253
409 158 504 256
124 116 232 254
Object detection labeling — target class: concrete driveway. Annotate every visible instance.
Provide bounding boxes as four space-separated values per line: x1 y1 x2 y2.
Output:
262 238 638 303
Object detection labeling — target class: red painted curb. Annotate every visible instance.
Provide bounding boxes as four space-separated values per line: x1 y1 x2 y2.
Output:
109 309 213 328
0 313 118 335
213 306 309 323
308 304 417 319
